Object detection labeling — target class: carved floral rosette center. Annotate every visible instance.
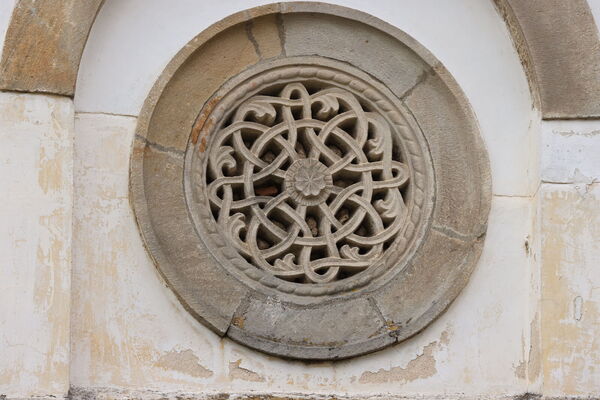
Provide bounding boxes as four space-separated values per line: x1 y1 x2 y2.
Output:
285 158 333 204
186 63 430 293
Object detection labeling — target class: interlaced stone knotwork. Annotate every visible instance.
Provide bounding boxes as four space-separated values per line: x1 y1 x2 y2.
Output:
204 81 411 284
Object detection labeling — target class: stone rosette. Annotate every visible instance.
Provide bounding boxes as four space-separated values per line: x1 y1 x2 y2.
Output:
186 59 430 293
284 158 334 206
130 2 491 360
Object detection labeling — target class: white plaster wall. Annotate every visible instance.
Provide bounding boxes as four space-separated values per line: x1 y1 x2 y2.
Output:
72 113 535 396
541 120 600 184
0 92 74 397
75 0 538 197
0 0 16 61
72 0 539 396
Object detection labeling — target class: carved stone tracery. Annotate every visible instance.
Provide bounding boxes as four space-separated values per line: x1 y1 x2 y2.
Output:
191 67 420 285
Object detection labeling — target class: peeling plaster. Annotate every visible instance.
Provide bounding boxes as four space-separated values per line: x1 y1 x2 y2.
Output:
541 185 600 395
528 314 541 383
0 92 73 397
69 111 537 395
229 360 266 383
155 350 213 378
514 360 527 381
358 331 450 384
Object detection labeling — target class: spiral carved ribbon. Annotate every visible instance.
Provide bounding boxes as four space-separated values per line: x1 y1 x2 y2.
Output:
206 82 410 283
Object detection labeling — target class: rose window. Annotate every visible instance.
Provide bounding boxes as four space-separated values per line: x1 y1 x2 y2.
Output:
195 75 413 284
132 7 490 358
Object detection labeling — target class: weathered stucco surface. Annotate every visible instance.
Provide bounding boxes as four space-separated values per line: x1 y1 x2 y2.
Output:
66 0 541 395
541 184 600 395
1 0 599 399
539 119 600 396
72 112 535 395
541 120 600 185
0 92 74 397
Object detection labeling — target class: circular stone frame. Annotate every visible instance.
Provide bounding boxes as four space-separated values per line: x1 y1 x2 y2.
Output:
185 58 434 296
130 2 491 360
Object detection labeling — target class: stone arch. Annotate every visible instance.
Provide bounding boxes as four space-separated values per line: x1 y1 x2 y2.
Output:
0 0 104 96
2 0 599 118
494 0 600 119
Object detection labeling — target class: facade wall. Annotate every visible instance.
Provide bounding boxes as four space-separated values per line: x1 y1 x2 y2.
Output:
70 0 538 396
71 112 534 395
0 0 598 398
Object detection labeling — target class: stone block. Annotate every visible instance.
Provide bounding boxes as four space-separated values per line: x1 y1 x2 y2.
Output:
132 141 247 334
405 68 491 239
228 295 394 360
0 0 103 95
283 12 428 98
